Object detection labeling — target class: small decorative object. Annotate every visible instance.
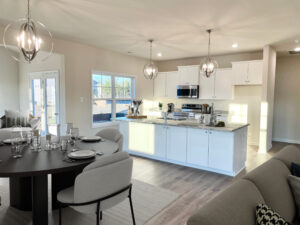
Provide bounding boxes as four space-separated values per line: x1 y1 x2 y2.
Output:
128 105 132 116
200 30 218 78
143 40 158 80
132 100 143 116
159 102 163 110
2 0 53 63
31 129 41 152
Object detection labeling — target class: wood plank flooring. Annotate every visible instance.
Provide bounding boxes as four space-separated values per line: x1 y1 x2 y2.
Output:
0 142 297 225
134 142 297 225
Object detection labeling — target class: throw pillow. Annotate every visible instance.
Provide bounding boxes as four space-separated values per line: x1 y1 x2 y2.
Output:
256 203 291 225
291 163 300 177
288 175 300 218
4 110 30 128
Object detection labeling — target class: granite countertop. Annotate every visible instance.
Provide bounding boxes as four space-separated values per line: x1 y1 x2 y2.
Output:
114 117 249 132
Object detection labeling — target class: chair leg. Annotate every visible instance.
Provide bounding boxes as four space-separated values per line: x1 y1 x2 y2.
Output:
59 205 62 225
129 196 136 225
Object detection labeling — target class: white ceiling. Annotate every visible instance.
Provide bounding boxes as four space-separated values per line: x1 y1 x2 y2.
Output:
0 0 299 60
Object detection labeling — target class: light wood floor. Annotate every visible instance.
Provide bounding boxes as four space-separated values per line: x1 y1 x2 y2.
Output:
133 142 298 225
0 142 297 225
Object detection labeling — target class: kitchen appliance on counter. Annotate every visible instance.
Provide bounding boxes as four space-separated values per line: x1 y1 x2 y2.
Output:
167 103 175 113
177 85 199 99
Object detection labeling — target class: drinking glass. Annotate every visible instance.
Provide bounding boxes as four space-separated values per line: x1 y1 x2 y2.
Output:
60 139 68 152
24 131 33 145
31 129 42 152
70 128 79 146
66 123 73 135
45 133 52 151
11 131 23 158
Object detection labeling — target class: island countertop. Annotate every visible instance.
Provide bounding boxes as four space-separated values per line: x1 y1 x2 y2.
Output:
114 117 249 132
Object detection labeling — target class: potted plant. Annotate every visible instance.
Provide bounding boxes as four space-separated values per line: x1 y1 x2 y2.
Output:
158 102 163 110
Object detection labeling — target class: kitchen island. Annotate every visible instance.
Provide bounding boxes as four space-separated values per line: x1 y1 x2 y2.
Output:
116 117 249 176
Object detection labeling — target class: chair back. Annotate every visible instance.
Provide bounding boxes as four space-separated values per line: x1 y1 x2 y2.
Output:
73 152 132 213
96 128 123 152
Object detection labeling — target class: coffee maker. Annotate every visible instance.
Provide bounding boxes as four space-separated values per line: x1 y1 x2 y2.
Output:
167 103 175 113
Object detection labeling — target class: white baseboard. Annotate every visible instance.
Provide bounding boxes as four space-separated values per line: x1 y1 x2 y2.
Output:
272 138 300 145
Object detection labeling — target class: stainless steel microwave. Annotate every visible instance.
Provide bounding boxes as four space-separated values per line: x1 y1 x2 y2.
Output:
176 85 199 99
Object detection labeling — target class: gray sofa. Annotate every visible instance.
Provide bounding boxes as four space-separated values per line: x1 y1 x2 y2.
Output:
187 145 300 225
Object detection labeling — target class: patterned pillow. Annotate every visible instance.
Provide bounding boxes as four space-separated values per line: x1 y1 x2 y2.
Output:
256 203 291 225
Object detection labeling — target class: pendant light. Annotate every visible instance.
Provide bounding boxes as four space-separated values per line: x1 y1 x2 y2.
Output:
3 0 53 63
200 30 218 78
143 40 158 80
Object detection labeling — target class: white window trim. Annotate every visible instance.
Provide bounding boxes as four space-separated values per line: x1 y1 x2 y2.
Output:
91 70 136 128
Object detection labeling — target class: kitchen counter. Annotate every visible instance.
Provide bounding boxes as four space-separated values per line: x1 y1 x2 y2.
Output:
114 117 249 132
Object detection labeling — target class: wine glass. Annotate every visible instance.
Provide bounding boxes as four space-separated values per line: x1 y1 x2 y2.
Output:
70 128 79 148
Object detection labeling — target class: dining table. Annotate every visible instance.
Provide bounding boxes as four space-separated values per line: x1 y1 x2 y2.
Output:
0 137 119 225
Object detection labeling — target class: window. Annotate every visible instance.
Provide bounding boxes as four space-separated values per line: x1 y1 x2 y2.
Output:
92 72 135 125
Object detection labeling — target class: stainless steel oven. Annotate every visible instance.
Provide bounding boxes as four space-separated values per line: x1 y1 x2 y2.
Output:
176 85 199 99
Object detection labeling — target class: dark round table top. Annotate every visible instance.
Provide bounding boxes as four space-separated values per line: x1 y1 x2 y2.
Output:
0 139 119 177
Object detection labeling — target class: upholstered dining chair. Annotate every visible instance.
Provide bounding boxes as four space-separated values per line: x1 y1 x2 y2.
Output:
57 152 135 225
96 128 123 152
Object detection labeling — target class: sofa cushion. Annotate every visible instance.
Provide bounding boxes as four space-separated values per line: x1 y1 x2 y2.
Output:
3 110 30 128
187 179 265 225
244 159 296 223
274 145 300 169
256 203 291 225
291 163 300 177
0 127 32 141
288 175 300 219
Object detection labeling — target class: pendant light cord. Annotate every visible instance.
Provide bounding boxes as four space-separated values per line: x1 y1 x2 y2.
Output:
27 0 30 21
149 40 153 63
207 29 211 59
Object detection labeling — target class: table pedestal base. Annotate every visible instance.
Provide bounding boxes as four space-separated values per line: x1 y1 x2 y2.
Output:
32 175 48 225
10 177 32 211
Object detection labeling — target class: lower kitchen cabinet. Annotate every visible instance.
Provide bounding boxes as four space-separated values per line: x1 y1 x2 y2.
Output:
208 131 234 172
166 126 187 163
118 120 248 177
186 128 209 167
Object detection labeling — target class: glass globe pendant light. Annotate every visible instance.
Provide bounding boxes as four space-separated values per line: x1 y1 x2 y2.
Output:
143 40 158 80
3 0 53 63
200 30 218 78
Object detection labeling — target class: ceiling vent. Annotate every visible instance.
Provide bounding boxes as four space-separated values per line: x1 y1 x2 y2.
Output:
289 50 300 55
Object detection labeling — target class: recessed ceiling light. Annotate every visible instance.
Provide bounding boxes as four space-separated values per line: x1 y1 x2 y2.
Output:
294 47 300 52
232 43 238 48
157 52 162 57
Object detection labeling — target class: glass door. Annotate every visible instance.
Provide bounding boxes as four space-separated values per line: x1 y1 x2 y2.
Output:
30 71 60 135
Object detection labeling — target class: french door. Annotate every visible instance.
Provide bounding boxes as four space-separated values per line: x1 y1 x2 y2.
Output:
30 71 60 135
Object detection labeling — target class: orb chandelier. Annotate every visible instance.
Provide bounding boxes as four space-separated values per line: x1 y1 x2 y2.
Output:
143 39 158 80
3 0 53 63
200 30 218 78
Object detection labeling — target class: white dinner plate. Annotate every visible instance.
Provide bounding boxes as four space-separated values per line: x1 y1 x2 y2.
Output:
3 138 26 144
68 150 96 159
81 136 102 142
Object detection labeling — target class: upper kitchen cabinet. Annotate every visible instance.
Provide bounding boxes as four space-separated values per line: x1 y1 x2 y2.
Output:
154 72 166 98
178 65 200 85
154 71 179 98
232 60 263 85
199 68 233 100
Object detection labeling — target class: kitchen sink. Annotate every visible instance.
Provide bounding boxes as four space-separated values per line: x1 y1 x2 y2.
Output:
178 122 201 127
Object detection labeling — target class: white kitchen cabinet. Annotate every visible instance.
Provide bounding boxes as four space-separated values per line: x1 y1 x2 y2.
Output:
178 65 200 85
208 131 234 172
166 126 187 163
187 128 209 167
232 60 263 85
154 125 167 158
248 61 263 85
154 71 178 98
154 72 166 98
199 68 233 100
165 71 179 98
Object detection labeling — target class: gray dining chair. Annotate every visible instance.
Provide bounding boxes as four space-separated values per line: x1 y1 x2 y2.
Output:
96 128 123 152
57 152 135 225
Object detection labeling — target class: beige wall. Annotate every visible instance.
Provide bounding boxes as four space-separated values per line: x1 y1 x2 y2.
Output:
153 51 263 145
157 51 263 71
0 25 152 136
273 55 300 143
0 48 19 115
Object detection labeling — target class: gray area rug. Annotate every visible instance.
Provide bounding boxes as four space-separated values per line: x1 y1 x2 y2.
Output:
0 179 179 225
